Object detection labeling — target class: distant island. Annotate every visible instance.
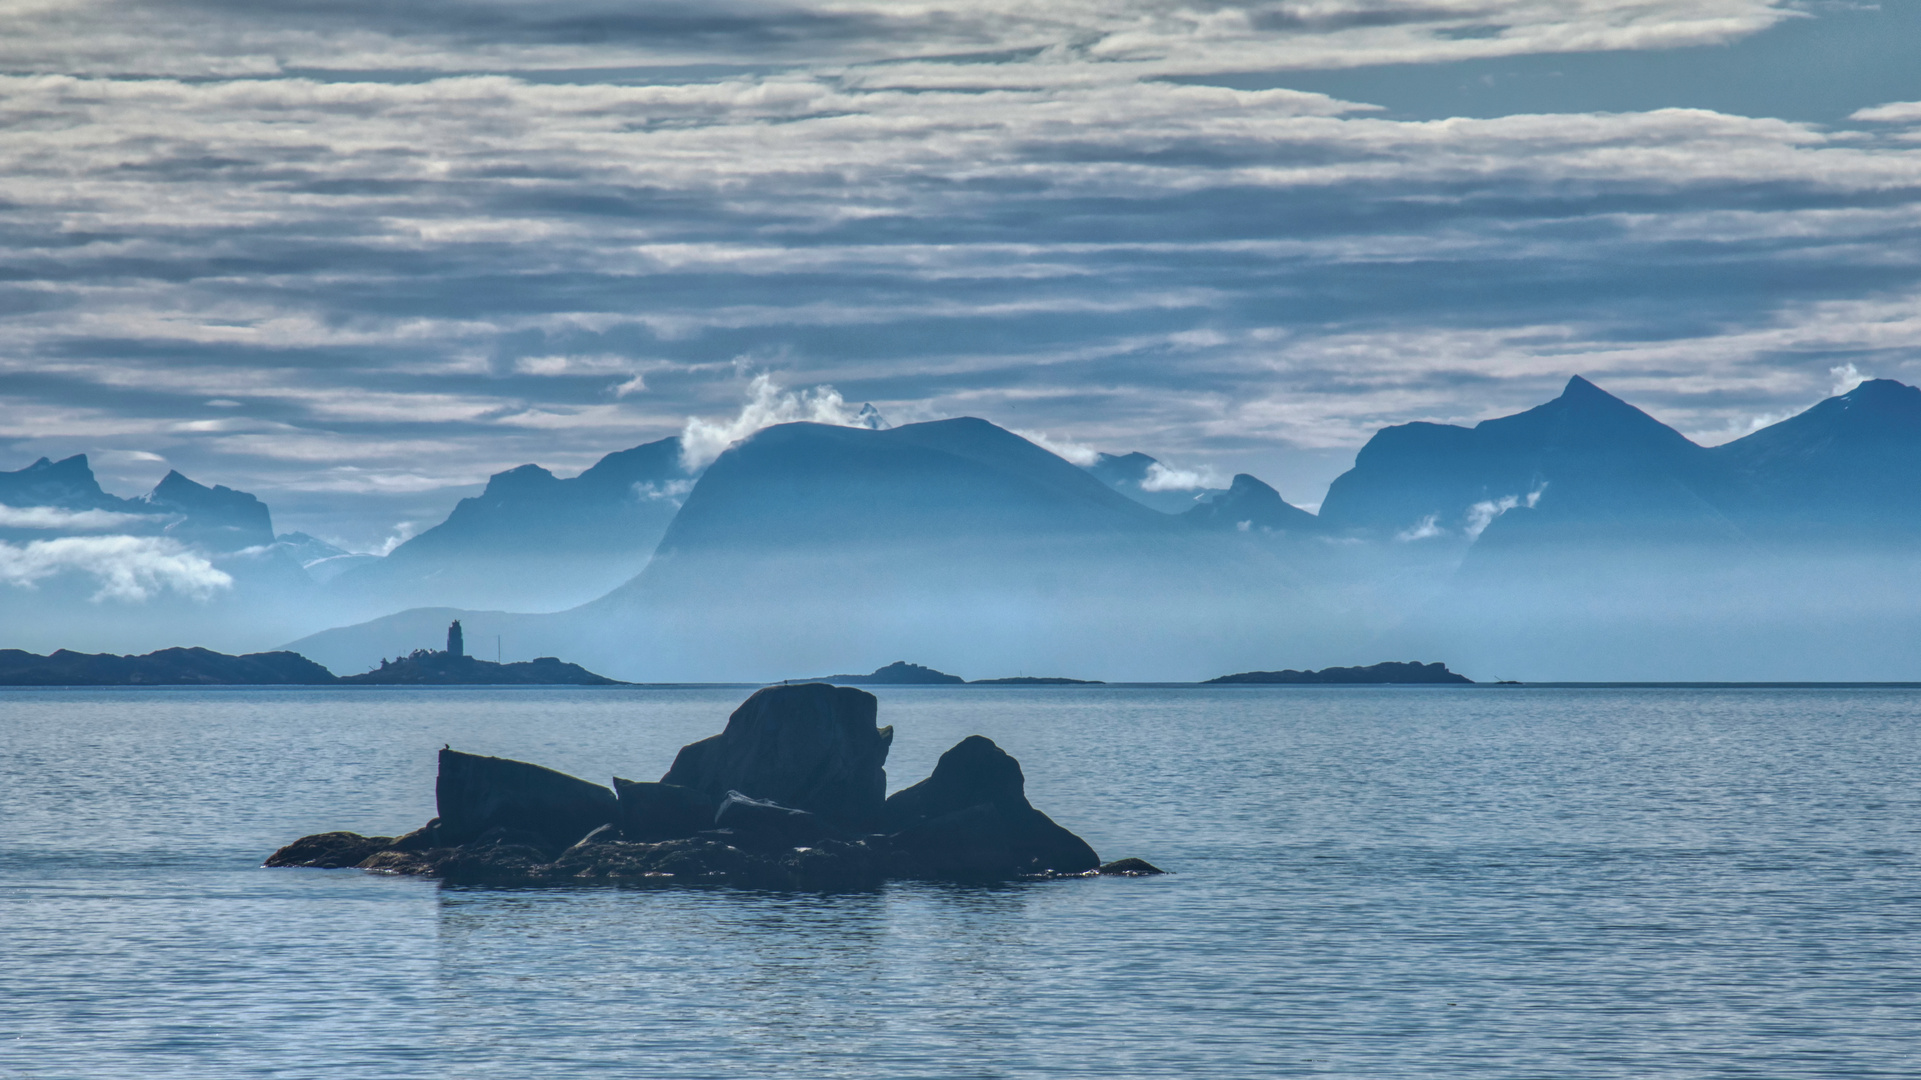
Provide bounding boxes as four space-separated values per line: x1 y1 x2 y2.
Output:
969 676 1105 685
1206 661 1473 685
0 646 336 686
809 661 965 685
0 621 623 686
341 621 624 685
806 661 1105 686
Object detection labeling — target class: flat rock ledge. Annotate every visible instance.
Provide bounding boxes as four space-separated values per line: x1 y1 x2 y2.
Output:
267 683 1165 890
267 828 1161 889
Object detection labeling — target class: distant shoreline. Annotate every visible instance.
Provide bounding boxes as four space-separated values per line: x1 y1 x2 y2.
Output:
7 681 1921 690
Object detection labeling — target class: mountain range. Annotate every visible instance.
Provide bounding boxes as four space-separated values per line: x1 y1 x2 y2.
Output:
324 436 694 613
7 375 1921 680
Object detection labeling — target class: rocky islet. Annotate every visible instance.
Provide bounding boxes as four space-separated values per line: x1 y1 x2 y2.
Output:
266 682 1162 888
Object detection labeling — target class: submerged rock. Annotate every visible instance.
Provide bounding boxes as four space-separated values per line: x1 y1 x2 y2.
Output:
264 830 395 869
661 683 892 832
341 834 882 890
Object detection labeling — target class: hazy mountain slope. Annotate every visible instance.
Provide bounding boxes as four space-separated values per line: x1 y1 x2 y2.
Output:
1320 375 1741 545
644 418 1170 558
1183 474 1321 533
291 419 1339 681
0 456 316 654
138 470 276 552
1368 379 1921 680
1085 451 1222 514
1711 378 1921 540
326 436 692 614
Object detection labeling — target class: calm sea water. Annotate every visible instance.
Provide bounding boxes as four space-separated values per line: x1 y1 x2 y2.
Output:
1 685 1917 1079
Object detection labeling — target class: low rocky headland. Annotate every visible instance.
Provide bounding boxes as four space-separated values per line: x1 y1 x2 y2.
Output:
267 682 1163 889
340 650 622 685
1206 661 1473 685
0 646 336 686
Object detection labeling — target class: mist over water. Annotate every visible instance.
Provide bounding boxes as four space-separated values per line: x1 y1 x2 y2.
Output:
4 685 1917 1078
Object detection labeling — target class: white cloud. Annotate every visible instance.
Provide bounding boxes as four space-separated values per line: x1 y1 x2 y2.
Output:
1396 514 1444 542
1850 101 1921 124
0 535 232 602
1465 496 1519 540
1012 429 1101 466
679 373 870 471
1140 461 1225 491
0 0 1912 526
0 504 164 531
1829 362 1869 397
374 522 422 556
633 479 695 503
1465 484 1545 540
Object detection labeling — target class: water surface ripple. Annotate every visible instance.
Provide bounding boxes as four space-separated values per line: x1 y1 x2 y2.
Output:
1 686 1916 1078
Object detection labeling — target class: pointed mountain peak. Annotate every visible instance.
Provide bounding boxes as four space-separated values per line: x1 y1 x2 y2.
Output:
23 454 99 481
149 469 207 498
483 462 560 493
1839 378 1921 407
1556 374 1633 409
0 453 116 509
1226 473 1280 497
1185 473 1319 532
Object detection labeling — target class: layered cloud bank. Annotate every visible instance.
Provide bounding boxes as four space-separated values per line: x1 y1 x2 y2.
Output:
1 1 1918 550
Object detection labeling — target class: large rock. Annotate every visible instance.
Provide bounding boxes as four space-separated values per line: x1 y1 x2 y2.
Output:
435 748 617 853
612 778 716 842
714 790 845 849
881 735 1100 877
660 683 892 831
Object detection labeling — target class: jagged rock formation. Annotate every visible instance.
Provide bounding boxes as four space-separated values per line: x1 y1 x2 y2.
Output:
267 684 1160 888
880 735 1101 877
660 684 893 831
1206 660 1473 685
139 471 276 552
0 454 135 513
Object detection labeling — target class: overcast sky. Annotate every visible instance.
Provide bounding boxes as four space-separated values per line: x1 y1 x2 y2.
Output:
3 0 1918 548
